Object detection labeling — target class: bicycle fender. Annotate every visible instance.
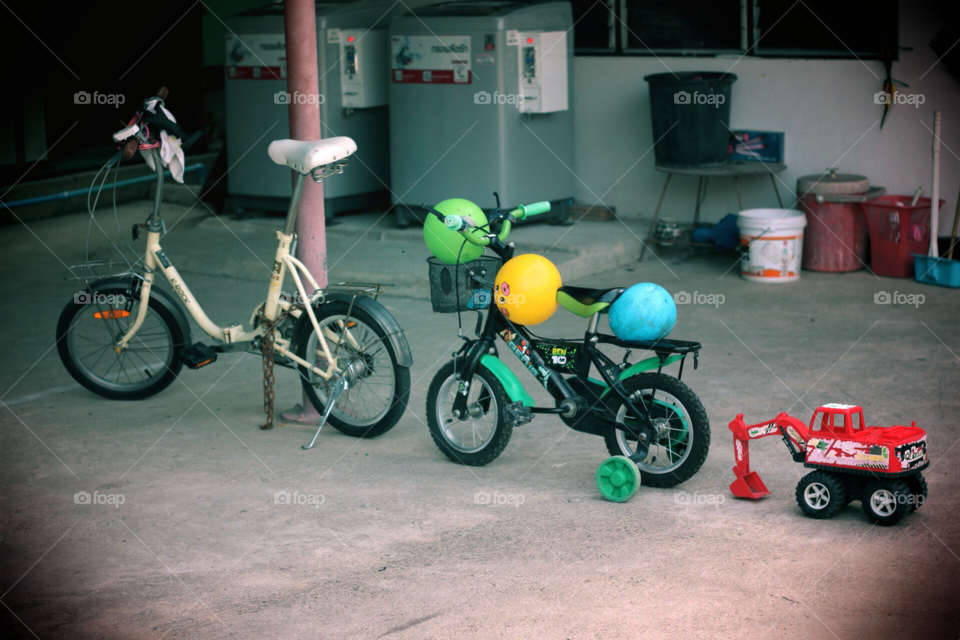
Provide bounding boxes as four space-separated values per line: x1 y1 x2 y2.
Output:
88 276 193 345
324 293 413 368
479 355 534 407
599 354 683 399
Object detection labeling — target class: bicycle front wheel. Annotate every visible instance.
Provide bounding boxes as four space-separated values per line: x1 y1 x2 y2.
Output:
57 284 186 400
295 302 410 438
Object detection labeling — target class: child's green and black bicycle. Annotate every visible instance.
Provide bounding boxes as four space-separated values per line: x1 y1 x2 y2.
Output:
422 197 710 498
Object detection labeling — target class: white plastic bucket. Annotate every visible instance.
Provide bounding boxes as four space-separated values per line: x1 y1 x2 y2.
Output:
737 208 808 283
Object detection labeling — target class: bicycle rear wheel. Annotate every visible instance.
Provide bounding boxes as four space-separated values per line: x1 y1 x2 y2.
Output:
603 373 710 488
57 284 185 399
295 302 410 438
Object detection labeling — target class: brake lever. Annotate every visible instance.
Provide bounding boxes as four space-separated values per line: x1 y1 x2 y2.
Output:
113 123 140 144
420 203 448 222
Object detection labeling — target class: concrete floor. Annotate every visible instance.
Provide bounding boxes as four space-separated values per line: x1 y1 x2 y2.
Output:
2 206 959 639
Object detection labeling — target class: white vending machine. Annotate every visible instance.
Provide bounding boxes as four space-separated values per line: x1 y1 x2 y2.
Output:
388 1 575 226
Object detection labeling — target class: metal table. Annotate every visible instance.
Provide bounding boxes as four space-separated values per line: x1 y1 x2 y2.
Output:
641 162 787 259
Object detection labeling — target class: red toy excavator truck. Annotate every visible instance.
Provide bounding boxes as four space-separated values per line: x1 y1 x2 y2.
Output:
729 404 928 525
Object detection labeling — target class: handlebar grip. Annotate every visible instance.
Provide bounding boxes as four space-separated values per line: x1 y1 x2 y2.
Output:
519 201 551 218
157 87 169 100
122 138 139 160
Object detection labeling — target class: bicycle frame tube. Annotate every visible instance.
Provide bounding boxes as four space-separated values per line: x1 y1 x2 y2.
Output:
453 305 650 439
114 153 346 379
452 306 576 416
446 215 655 438
127 236 234 345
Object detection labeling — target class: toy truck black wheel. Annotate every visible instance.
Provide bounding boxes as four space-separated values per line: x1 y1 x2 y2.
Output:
862 479 912 525
903 473 928 512
795 471 847 519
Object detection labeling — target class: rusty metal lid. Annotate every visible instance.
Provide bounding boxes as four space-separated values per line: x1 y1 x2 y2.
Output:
797 167 869 195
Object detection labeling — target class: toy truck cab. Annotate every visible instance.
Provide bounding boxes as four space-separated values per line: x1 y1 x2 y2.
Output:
809 404 866 436
804 403 928 475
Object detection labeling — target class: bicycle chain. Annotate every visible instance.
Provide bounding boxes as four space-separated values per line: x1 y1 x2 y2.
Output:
257 307 285 431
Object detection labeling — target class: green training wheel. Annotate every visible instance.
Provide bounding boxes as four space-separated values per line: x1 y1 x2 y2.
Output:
596 455 641 502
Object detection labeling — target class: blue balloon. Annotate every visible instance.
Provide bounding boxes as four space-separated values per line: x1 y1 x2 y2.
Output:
608 283 677 342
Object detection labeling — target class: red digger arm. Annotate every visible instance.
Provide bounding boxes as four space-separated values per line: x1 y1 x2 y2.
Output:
729 412 810 499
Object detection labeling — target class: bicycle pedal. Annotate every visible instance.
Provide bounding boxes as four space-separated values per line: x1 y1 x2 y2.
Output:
504 401 533 427
181 343 218 369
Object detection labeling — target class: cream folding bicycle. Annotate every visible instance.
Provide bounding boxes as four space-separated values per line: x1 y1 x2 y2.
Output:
57 89 411 447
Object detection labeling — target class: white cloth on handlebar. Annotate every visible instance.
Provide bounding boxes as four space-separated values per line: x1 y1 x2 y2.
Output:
140 99 185 183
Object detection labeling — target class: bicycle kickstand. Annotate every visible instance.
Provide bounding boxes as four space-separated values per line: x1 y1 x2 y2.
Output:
302 376 349 450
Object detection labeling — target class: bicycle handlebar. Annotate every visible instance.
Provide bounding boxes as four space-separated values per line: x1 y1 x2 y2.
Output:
121 138 139 160
120 87 171 160
516 201 551 218
425 200 551 248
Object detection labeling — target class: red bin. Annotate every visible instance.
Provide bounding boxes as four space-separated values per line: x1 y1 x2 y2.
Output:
862 196 944 278
797 168 884 272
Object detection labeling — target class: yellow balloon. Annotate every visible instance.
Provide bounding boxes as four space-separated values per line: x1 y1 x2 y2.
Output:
494 254 562 325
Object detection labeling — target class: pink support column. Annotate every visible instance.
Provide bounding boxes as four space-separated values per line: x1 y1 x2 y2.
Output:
284 0 327 281
282 0 326 424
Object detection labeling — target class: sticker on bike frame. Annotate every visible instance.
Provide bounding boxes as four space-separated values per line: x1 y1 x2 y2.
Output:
534 342 579 373
498 329 550 387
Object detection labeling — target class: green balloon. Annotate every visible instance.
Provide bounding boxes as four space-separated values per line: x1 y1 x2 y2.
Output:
424 198 489 264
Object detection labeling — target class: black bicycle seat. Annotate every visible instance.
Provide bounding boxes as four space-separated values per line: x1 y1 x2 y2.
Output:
557 285 625 306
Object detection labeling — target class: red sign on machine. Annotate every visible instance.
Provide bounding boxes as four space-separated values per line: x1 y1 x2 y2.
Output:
392 69 471 84
228 66 285 80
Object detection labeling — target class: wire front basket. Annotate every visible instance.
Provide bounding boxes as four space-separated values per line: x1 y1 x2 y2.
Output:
427 256 501 314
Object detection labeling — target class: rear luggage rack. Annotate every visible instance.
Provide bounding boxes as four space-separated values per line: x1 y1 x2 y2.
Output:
323 282 391 300
598 335 702 354
63 260 136 282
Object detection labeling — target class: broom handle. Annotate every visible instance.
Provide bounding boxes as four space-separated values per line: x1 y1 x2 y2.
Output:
930 111 942 258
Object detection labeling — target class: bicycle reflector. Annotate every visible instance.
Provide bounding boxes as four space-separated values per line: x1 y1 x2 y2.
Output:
94 310 131 320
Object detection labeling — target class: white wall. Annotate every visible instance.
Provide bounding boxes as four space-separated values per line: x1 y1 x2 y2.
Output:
571 1 960 235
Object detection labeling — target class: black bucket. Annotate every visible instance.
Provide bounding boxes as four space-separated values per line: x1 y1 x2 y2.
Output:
644 72 737 168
